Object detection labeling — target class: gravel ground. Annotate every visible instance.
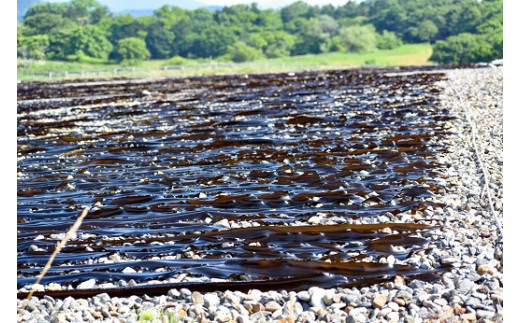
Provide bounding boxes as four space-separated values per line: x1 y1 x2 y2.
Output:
17 66 503 323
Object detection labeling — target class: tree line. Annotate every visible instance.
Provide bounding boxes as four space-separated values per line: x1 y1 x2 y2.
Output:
17 0 502 65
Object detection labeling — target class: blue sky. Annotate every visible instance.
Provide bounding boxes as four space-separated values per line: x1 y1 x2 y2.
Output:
197 0 349 6
47 0 352 10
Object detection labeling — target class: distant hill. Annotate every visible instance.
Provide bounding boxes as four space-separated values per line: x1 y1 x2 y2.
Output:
99 0 211 12
116 5 222 17
18 0 222 23
115 9 155 17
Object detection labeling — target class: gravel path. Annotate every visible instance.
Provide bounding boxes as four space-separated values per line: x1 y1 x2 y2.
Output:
17 66 503 323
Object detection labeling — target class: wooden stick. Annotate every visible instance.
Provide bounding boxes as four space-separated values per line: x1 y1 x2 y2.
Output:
21 207 90 310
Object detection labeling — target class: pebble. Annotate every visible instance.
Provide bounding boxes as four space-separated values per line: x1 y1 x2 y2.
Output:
191 291 204 305
477 264 495 275
204 293 220 309
264 301 281 312
309 287 325 308
387 301 399 311
77 279 96 289
122 267 136 274
476 309 495 319
347 307 367 323
372 293 387 309
387 311 399 322
461 312 477 321
297 291 310 302
244 301 264 314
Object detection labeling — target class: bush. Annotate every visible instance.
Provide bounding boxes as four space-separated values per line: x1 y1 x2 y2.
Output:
163 56 191 66
69 25 113 60
65 50 107 63
228 41 264 63
431 33 498 64
114 37 150 63
17 34 49 60
145 25 175 59
332 25 377 53
376 30 403 50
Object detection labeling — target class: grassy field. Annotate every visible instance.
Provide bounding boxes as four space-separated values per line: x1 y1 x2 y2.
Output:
17 43 433 81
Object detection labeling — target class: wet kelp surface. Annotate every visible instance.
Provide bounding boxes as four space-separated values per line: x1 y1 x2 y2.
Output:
17 67 453 297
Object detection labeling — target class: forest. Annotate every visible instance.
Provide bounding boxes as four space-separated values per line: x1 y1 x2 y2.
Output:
17 0 503 65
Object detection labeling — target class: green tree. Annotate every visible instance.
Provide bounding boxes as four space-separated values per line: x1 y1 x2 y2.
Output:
333 25 378 53
24 2 67 18
23 13 75 36
189 26 237 58
281 1 311 23
291 14 339 55
107 14 145 44
65 0 110 25
68 25 113 59
214 5 258 33
262 31 296 58
405 20 439 42
370 4 407 36
255 9 283 31
228 41 264 62
431 33 491 64
47 28 75 59
17 34 49 60
376 30 402 50
114 37 151 62
145 23 175 59
44 25 112 60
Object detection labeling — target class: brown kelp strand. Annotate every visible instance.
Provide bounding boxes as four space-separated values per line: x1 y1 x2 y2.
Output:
18 67 454 296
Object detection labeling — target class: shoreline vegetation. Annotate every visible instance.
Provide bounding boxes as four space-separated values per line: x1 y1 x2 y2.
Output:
18 43 432 81
18 0 502 81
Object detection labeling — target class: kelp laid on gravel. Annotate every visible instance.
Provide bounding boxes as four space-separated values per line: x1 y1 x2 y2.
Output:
17 67 453 297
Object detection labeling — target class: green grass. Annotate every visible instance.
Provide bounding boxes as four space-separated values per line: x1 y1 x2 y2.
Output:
17 43 433 81
137 308 192 323
252 43 432 67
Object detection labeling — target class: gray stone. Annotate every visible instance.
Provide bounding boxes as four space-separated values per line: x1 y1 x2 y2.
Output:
387 302 399 311
215 305 232 322
77 279 96 290
249 311 269 322
476 309 496 319
323 290 336 306
180 288 192 297
309 287 325 309
379 308 392 317
298 311 316 322
97 293 111 303
386 311 399 322
297 291 310 302
61 297 74 311
465 297 482 309
342 293 361 305
167 289 180 298
330 302 347 310
410 280 426 289
204 293 220 309
191 292 204 305
264 301 281 312
224 292 241 306
347 308 367 323
457 279 476 294
122 267 136 274
236 315 250 323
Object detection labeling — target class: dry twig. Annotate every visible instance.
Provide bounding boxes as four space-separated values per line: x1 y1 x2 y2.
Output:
21 207 90 310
